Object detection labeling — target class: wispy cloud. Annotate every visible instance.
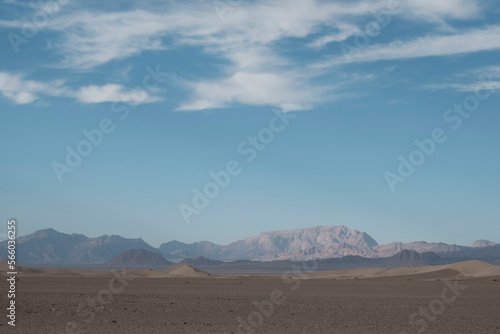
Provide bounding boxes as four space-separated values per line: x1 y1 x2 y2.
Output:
51 10 170 70
318 25 500 66
423 66 500 93
74 84 162 104
308 24 362 49
0 1 487 68
31 1 386 69
403 0 481 22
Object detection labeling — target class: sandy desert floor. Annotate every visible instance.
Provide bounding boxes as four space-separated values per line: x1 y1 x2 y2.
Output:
1 262 500 333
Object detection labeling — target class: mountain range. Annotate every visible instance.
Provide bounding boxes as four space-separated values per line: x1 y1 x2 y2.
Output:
158 225 498 262
1 225 498 266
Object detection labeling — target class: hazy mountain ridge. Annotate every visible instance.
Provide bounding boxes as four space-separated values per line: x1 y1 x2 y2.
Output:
372 241 470 258
0 228 157 263
158 240 222 260
1 226 498 264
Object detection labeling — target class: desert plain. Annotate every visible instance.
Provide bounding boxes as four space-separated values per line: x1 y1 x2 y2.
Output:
1 261 500 334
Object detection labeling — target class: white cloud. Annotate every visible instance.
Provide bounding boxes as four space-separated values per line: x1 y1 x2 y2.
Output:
0 72 160 105
319 26 500 66
74 84 162 104
308 24 362 49
473 66 500 78
404 0 481 22
0 72 66 104
0 0 492 111
423 66 500 93
31 0 70 15
177 71 323 111
32 1 387 70
3 91 37 104
427 81 500 92
0 0 487 69
50 10 171 70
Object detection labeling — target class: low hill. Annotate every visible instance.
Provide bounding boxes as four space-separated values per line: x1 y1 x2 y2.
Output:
104 249 173 269
160 263 210 277
317 250 442 269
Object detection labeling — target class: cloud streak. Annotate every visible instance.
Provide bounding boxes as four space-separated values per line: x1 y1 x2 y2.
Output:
423 66 500 94
319 25 500 66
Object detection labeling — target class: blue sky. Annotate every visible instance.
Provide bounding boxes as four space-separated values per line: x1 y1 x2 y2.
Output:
0 0 499 247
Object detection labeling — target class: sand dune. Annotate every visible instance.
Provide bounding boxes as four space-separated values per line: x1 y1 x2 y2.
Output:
303 260 500 280
386 260 500 278
3 260 500 280
446 260 500 277
299 267 388 279
1 261 211 279
160 263 211 277
125 264 211 278
10 264 210 279
0 261 211 278
16 267 115 277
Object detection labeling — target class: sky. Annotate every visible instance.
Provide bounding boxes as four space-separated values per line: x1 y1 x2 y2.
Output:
0 0 499 248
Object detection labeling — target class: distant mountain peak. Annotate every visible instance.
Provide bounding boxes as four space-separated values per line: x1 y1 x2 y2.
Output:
161 225 379 261
472 240 497 248
32 228 59 237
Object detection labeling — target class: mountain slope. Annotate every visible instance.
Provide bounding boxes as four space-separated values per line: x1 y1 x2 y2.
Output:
0 228 88 262
67 235 157 263
0 229 157 263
